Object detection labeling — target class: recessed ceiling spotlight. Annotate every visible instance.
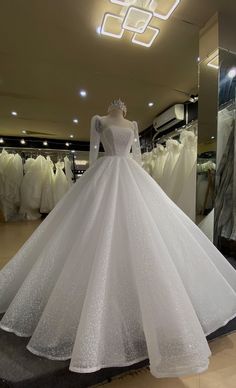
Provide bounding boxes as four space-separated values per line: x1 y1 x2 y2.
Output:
22 130 26 134
148 102 154 107
0 138 4 143
20 139 26 145
43 141 48 146
211 136 215 139
71 150 75 153
227 68 236 79
80 90 87 97
11 111 18 116
65 142 70 147
70 134 74 138
73 118 79 124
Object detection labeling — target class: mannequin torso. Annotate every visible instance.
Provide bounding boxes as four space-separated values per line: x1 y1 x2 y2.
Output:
100 109 134 131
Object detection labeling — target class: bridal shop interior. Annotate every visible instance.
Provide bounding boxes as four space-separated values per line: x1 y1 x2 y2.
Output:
0 1 236 387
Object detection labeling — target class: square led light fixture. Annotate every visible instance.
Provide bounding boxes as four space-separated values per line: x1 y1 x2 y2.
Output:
122 6 153 34
110 0 136 5
101 13 124 39
149 0 181 20
132 26 160 47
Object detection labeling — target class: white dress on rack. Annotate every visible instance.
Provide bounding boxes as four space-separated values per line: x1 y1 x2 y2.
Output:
0 150 10 217
168 130 197 220
0 116 236 379
142 152 152 174
20 156 47 220
53 161 69 206
64 156 74 187
160 139 182 196
40 156 55 214
152 145 167 185
0 152 23 221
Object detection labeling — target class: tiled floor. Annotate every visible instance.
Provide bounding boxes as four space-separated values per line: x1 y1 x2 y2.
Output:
0 219 41 269
0 220 236 388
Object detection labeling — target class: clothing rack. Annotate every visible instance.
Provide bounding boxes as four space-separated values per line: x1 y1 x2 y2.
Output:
152 120 198 147
0 147 78 182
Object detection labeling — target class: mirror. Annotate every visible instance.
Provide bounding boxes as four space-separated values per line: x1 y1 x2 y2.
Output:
214 48 236 256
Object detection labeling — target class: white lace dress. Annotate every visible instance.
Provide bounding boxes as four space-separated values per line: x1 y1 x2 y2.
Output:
0 116 236 379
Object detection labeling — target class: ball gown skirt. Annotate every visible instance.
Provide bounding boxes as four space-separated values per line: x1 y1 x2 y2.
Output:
0 121 236 379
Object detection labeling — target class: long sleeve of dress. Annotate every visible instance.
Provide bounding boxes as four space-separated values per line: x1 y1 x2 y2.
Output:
132 121 142 165
89 115 101 166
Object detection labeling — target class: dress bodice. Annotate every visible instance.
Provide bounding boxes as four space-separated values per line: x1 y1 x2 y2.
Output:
89 115 142 166
100 125 135 157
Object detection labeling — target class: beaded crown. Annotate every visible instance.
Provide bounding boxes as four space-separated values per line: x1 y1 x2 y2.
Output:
108 99 127 116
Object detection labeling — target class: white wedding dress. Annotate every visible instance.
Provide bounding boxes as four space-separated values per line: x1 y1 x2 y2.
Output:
0 116 236 378
53 161 69 206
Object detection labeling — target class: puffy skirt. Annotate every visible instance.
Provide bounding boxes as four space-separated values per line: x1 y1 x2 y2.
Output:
0 156 236 378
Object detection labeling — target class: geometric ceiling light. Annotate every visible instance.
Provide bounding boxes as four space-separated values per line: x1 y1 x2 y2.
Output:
132 25 160 47
110 0 136 5
122 7 153 33
149 0 181 20
101 13 124 39
99 0 181 47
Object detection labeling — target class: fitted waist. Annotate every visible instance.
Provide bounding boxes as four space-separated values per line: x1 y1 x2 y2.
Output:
104 152 131 158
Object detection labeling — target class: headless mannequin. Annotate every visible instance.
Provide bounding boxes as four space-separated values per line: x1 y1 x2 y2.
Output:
100 107 134 130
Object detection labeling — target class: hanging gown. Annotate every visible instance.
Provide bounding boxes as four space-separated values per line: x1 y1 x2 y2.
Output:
20 156 47 220
40 156 55 214
142 152 152 175
0 116 236 379
0 152 23 221
53 161 69 206
0 150 10 218
152 145 168 185
168 130 197 220
64 156 74 187
160 139 182 196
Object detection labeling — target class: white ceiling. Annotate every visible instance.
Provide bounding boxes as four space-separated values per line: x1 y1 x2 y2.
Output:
0 0 235 141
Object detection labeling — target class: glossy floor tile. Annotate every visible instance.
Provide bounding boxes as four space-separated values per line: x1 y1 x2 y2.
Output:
0 219 41 269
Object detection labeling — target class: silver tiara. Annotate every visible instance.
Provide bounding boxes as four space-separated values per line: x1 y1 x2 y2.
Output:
108 99 127 116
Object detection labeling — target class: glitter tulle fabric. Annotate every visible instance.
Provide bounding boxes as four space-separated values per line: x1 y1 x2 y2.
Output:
0 117 236 378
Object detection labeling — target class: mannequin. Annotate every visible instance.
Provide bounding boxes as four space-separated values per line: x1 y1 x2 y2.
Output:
99 99 134 130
